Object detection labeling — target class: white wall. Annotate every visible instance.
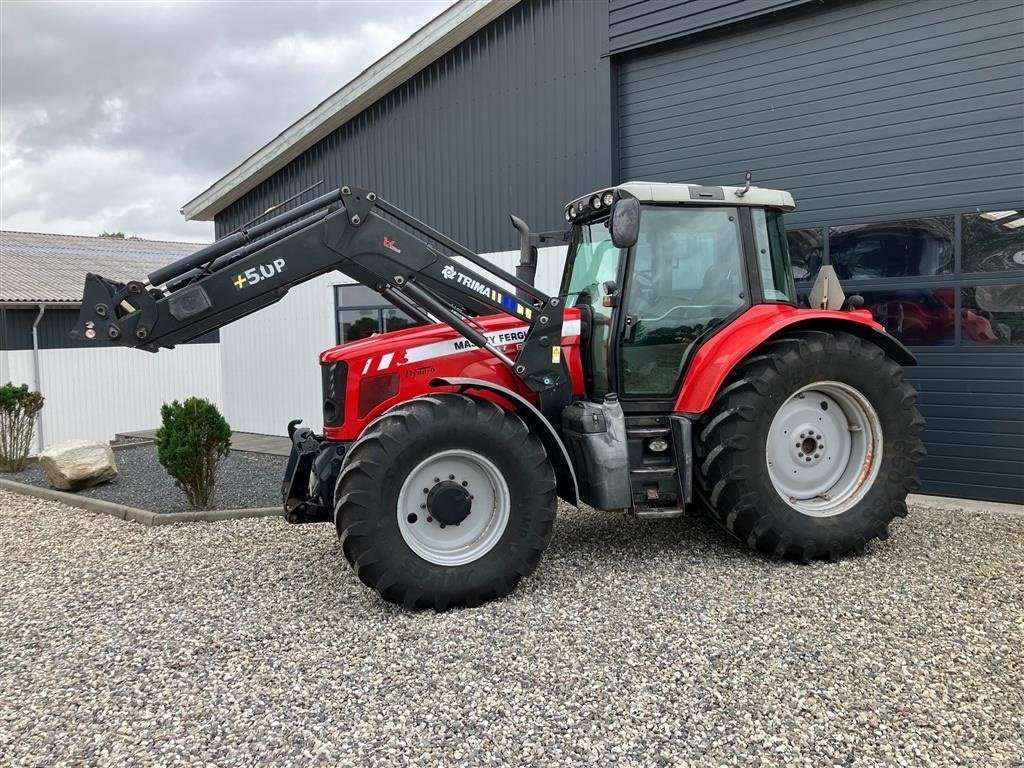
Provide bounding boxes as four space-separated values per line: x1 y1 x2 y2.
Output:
214 247 568 437
4 344 222 452
218 272 339 435
470 245 568 297
0 350 11 392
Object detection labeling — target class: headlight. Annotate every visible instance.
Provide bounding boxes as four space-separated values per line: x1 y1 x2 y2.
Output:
591 195 602 209
565 210 571 222
569 207 577 219
602 191 614 206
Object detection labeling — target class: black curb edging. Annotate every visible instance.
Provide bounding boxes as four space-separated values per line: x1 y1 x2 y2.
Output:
0 478 282 526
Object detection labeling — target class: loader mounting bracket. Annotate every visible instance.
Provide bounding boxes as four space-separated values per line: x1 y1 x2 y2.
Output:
282 420 340 524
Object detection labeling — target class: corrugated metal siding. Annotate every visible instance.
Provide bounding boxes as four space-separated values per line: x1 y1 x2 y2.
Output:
910 349 1024 504
609 0 813 54
617 0 1024 502
616 0 1024 227
218 273 339 435
214 0 611 255
4 346 223 452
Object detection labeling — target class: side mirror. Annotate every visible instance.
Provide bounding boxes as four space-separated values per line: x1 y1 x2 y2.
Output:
610 197 640 249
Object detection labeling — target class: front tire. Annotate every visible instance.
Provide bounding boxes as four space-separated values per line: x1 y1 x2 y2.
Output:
335 393 557 610
696 330 926 562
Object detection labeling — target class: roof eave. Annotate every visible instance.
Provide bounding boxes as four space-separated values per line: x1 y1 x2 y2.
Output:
0 301 81 308
180 0 519 222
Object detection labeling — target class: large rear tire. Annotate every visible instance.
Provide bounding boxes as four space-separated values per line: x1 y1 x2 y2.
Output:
696 330 926 562
335 393 557 610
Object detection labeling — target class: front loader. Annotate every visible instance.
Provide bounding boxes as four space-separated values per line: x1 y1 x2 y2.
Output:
72 181 925 609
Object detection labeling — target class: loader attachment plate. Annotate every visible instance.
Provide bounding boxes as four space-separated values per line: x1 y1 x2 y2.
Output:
281 421 345 524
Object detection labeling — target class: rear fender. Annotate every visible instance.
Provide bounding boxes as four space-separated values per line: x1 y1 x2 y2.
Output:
430 376 579 506
674 305 916 415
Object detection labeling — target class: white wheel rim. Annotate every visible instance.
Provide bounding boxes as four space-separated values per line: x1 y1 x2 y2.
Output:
766 380 883 517
396 449 511 566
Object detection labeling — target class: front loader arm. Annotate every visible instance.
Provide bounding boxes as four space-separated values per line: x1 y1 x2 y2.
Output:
70 185 571 404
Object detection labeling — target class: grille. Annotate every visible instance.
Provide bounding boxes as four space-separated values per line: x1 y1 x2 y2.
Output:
321 361 348 428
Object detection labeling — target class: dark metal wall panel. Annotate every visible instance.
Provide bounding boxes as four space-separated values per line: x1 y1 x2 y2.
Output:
616 0 1024 228
0 308 218 350
609 0 814 54
909 349 1024 504
617 0 1024 502
214 0 611 254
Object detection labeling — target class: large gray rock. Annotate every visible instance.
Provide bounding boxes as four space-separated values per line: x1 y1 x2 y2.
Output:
38 440 118 491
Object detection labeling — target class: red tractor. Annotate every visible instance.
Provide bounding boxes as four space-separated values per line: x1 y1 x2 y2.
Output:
73 180 925 609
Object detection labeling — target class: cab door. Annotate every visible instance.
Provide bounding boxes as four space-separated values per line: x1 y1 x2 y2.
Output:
618 206 750 400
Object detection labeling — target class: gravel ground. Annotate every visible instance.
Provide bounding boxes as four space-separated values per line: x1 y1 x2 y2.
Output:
1 491 1021 767
8 445 283 512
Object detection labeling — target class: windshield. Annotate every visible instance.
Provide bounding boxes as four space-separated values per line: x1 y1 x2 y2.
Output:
561 219 623 397
562 220 622 304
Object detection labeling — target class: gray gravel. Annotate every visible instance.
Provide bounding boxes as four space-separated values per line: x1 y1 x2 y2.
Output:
1 490 1021 767
8 444 283 512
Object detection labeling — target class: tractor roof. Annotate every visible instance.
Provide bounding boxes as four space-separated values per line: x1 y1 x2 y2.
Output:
618 181 795 210
565 181 795 222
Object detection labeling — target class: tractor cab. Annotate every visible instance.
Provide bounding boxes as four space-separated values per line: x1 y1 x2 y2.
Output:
560 181 798 404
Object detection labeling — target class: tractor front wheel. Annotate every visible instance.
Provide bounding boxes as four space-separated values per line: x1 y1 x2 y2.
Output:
696 330 926 562
335 393 557 610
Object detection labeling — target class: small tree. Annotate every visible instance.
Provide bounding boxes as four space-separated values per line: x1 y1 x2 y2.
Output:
0 383 44 472
155 398 231 509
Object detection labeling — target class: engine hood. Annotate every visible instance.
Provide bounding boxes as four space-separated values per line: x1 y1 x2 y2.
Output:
320 308 582 367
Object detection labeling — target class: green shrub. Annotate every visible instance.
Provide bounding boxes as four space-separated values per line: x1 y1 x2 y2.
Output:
155 398 231 509
0 383 44 472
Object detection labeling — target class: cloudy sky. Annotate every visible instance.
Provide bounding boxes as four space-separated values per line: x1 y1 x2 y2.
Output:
0 0 453 243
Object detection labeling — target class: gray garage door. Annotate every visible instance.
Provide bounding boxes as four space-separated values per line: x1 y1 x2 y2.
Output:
617 0 1024 503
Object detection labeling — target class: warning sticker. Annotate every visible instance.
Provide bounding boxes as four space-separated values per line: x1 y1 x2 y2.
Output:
551 345 561 364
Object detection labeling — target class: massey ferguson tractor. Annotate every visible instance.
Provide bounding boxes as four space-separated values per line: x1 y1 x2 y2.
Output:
72 180 925 610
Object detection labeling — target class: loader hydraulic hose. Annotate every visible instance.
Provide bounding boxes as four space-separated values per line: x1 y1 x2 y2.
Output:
149 187 345 287
165 207 333 293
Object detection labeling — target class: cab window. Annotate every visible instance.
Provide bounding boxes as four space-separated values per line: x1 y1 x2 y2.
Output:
753 209 797 303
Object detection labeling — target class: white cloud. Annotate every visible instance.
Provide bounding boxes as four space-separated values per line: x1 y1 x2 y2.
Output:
0 0 454 240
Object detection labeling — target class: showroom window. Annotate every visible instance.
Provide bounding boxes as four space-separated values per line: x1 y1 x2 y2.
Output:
961 284 1024 345
856 288 956 346
785 228 824 283
962 211 1024 274
335 285 419 344
786 207 1024 348
828 217 954 280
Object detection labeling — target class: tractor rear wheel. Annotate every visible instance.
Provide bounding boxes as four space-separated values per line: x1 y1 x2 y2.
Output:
334 393 557 610
696 330 926 562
